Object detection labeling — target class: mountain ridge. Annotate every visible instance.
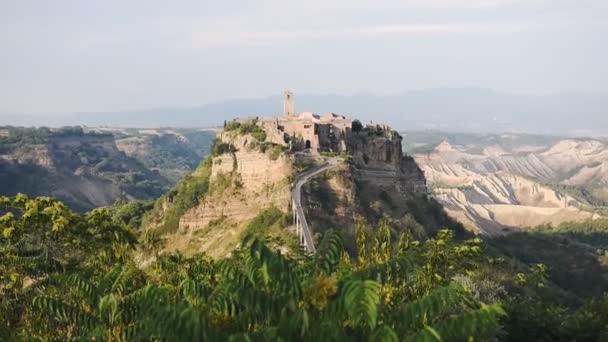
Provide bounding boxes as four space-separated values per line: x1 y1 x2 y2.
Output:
4 88 607 135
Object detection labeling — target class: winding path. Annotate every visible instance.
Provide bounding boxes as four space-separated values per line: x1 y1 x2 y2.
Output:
291 157 340 254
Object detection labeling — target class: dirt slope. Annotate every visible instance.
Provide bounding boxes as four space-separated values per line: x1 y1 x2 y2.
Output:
413 136 608 234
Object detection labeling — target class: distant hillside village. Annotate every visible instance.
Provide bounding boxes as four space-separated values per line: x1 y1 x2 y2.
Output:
225 91 395 155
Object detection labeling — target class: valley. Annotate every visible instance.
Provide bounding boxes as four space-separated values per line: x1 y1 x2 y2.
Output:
407 131 608 234
0 126 215 211
4 115 608 341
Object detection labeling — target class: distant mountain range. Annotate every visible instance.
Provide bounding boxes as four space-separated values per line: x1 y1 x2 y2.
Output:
3 88 607 135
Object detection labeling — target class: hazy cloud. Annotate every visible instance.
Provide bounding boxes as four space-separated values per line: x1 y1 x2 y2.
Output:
0 0 606 114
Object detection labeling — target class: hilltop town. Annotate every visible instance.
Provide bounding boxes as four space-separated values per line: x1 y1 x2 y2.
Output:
141 91 454 258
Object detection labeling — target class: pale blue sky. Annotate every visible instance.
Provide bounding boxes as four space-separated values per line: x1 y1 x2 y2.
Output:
1 0 607 114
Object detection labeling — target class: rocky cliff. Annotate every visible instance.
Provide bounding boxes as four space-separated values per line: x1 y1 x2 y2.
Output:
144 131 293 258
302 126 461 253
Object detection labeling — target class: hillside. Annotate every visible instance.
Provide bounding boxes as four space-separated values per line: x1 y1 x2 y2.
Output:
142 115 458 259
5 124 608 341
407 131 608 234
0 126 215 211
111 128 216 182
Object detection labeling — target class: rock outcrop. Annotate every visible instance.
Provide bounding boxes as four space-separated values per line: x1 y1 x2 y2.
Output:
348 128 427 199
302 126 458 253
157 132 292 258
179 134 291 230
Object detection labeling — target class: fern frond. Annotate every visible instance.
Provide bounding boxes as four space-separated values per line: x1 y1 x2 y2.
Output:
342 279 382 329
398 282 471 331
210 291 239 318
216 260 250 291
3 253 44 269
32 295 96 328
111 263 144 296
371 325 399 342
180 278 212 306
407 304 506 342
68 274 96 302
354 255 416 283
315 230 343 275
140 288 225 341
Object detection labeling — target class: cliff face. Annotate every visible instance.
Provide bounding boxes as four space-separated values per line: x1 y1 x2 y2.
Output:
159 132 292 258
179 134 291 229
348 129 426 198
303 127 459 253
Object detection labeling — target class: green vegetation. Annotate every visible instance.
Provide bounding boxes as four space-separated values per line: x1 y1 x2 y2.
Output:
267 143 285 160
544 182 608 207
142 134 201 171
241 207 286 237
490 231 608 301
320 151 353 161
210 138 237 157
293 157 316 174
0 126 110 154
223 119 267 142
0 127 51 153
108 199 155 230
528 218 608 254
239 207 298 252
352 119 363 132
143 158 213 235
400 130 565 155
3 194 608 340
1 194 505 340
248 140 287 159
112 129 215 184
179 129 215 156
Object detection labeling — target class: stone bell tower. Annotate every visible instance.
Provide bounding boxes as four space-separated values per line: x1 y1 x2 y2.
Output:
284 90 294 117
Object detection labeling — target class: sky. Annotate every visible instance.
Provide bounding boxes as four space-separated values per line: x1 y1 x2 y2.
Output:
0 0 607 114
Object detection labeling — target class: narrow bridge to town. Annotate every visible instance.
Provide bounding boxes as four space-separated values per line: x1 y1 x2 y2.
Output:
291 158 339 254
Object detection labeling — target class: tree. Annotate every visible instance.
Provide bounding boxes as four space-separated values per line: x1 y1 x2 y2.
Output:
352 119 364 132
2 192 506 341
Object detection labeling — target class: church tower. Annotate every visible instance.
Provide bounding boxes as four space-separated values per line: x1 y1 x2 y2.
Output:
284 90 294 117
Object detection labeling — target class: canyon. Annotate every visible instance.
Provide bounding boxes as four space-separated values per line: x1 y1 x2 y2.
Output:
409 132 608 234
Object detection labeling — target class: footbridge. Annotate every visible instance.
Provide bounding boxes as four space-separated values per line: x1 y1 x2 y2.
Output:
291 158 339 254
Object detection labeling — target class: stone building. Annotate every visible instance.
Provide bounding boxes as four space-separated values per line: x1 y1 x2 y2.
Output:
259 91 353 154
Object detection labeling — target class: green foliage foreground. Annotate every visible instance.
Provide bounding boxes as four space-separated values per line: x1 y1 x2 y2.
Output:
2 195 608 341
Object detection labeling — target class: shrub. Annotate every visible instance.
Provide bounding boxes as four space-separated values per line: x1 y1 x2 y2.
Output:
352 119 364 132
224 119 267 142
211 139 236 157
241 207 288 238
224 121 242 131
146 157 213 235
268 144 285 160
